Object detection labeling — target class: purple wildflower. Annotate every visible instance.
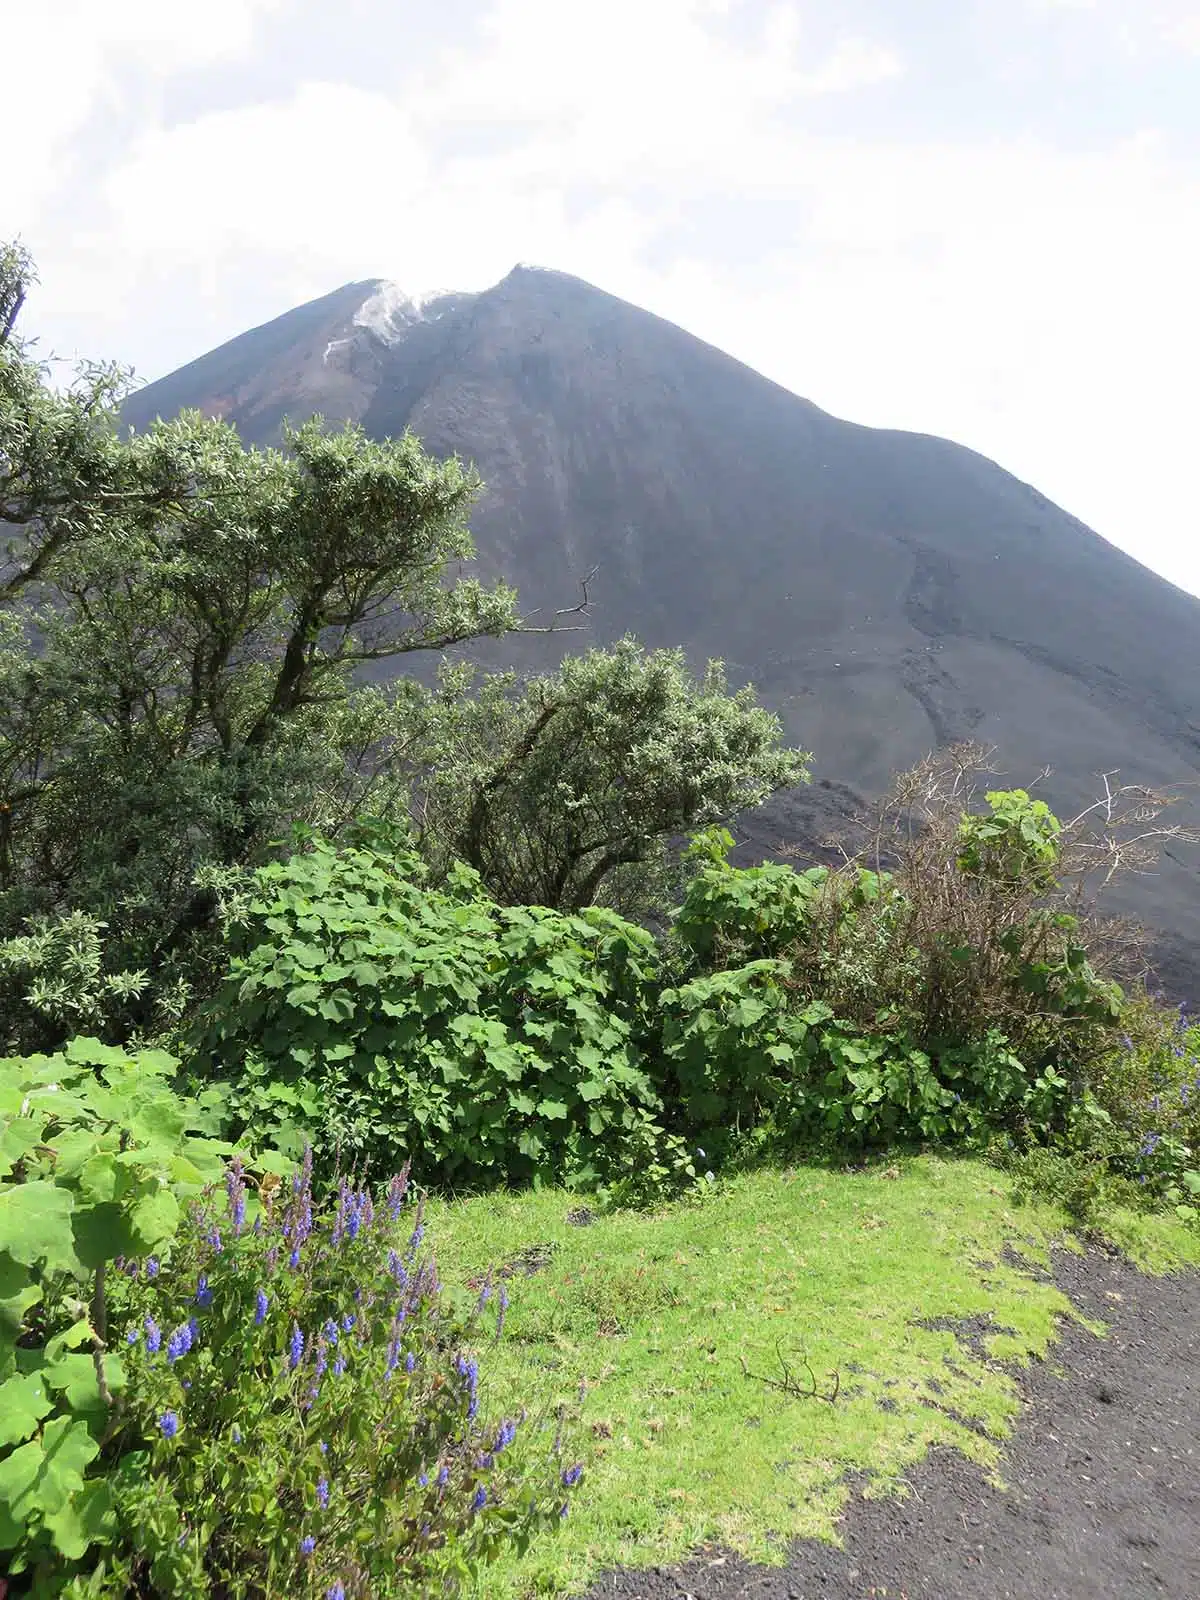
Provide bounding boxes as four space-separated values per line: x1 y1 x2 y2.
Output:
405 1350 416 1374
341 1313 355 1333
332 1355 346 1378
166 1324 194 1364
317 1477 330 1509
326 1585 344 1600
289 1324 305 1370
471 1486 487 1512
456 1354 480 1419
300 1536 315 1558
436 1465 450 1488
125 1326 139 1345
195 1274 213 1310
418 1471 429 1487
493 1419 517 1453
561 1463 583 1488
226 1159 247 1234
145 1257 160 1279
387 1164 411 1218
255 1288 269 1326
158 1410 179 1439
144 1317 162 1355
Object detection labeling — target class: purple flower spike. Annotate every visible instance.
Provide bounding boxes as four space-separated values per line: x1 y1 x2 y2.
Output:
159 1410 179 1439
166 1324 193 1364
144 1317 162 1355
226 1158 247 1234
289 1324 305 1370
317 1476 330 1509
300 1535 315 1557
255 1288 269 1326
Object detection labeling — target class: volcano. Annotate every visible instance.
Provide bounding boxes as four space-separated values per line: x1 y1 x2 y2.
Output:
121 266 1200 996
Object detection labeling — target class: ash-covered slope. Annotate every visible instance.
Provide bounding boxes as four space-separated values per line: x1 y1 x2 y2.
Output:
123 266 1200 993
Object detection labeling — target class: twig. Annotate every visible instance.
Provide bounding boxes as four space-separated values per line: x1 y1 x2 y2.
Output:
738 1339 840 1404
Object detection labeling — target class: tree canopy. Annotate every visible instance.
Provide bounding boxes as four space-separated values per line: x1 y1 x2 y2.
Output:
414 639 810 914
0 245 520 1037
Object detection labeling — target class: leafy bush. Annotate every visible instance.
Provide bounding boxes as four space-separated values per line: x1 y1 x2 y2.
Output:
99 1154 583 1597
0 911 154 1055
191 822 671 1192
776 752 1136 1078
1 240 522 1048
0 1038 235 1581
668 827 829 970
412 641 809 917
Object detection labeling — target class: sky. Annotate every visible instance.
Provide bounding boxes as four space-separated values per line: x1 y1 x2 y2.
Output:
9 0 1200 596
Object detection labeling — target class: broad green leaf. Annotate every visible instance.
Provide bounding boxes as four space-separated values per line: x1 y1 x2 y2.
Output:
40 1322 92 1372
0 1373 53 1447
78 1153 120 1204
0 1412 99 1520
63 1039 129 1071
0 1118 48 1178
72 1201 138 1271
0 1253 41 1344
0 1182 79 1274
44 1476 115 1559
44 1352 123 1414
536 1098 569 1121
128 1188 180 1252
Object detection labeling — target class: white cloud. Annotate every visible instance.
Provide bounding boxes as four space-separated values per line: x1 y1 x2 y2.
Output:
1033 0 1200 54
7 0 286 224
10 0 1200 598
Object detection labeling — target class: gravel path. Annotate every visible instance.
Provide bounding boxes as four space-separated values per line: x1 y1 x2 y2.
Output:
581 1243 1199 1600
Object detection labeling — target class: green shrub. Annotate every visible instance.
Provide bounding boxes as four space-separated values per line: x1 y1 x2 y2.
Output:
668 826 829 970
97 1155 582 1597
0 1038 238 1583
191 822 669 1192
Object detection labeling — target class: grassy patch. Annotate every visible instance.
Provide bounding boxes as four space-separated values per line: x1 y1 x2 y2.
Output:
425 1154 1197 1598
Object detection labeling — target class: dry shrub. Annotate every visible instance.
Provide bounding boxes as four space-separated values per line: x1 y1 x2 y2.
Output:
778 742 1197 1073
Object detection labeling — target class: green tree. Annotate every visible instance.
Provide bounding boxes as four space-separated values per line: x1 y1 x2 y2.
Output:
0 245 524 1045
413 638 810 914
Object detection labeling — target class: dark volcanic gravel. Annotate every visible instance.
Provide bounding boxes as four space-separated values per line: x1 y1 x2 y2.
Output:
581 1244 1199 1600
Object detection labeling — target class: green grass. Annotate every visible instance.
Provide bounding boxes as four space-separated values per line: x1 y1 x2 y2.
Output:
424 1154 1200 1599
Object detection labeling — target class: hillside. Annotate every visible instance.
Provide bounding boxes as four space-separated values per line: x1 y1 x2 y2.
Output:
122 266 1200 995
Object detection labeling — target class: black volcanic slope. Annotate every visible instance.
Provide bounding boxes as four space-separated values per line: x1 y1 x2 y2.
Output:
122 267 1200 992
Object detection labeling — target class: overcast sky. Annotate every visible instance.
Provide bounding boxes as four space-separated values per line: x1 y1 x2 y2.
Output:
10 0 1200 596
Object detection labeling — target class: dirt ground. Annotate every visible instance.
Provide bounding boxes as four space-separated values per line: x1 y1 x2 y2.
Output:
582 1243 1199 1600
